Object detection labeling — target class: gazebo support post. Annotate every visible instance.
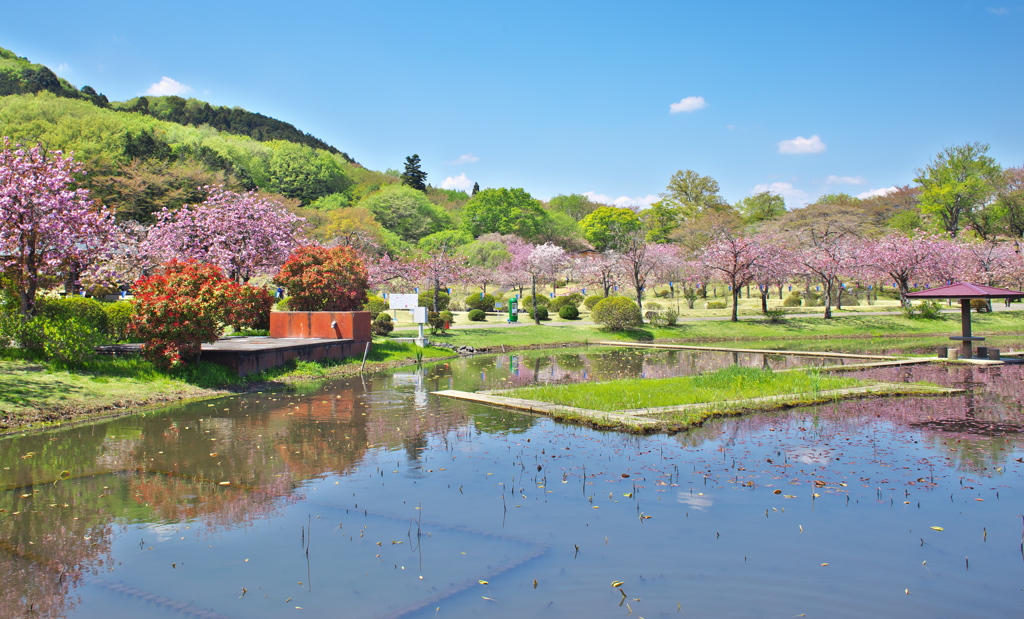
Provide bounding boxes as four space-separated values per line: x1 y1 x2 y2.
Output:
960 299 972 358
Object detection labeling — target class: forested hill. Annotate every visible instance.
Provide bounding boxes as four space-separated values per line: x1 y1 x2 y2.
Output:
0 46 350 161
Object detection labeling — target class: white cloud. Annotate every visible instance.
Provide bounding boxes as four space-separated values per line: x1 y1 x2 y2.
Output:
447 153 479 165
778 134 826 155
669 96 707 114
825 175 866 185
752 182 809 207
856 186 898 199
988 6 1010 15
584 191 659 208
56 62 70 74
146 76 192 96
441 173 474 191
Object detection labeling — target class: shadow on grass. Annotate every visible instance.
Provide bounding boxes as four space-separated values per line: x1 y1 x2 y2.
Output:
602 327 655 342
0 369 87 409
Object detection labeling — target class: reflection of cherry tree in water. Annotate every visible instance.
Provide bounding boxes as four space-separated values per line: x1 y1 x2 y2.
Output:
1 473 114 618
674 361 1024 476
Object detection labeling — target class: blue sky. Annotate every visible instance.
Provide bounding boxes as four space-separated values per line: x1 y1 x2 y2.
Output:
3 1 1023 208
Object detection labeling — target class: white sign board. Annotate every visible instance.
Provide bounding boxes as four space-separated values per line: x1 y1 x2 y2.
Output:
389 293 419 310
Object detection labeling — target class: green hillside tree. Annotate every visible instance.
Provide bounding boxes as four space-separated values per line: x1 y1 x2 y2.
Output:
461 187 548 240
578 206 641 251
357 184 450 242
915 142 1002 237
401 154 428 191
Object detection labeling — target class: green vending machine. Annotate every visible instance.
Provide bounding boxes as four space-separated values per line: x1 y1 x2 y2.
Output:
508 296 518 322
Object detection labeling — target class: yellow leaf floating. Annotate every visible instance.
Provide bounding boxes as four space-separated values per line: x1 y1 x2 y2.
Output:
478 580 489 585
611 581 624 587
930 526 944 531
623 492 633 498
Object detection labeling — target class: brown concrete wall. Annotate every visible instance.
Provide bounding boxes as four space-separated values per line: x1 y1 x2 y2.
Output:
269 312 371 341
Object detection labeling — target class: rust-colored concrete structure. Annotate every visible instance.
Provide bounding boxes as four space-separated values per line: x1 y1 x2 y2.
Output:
269 311 371 342
202 337 368 377
197 312 373 376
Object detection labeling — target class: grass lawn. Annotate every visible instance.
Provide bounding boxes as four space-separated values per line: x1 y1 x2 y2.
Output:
392 310 1024 350
502 366 862 412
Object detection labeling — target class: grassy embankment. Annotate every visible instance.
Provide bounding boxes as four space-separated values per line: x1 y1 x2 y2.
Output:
0 340 452 432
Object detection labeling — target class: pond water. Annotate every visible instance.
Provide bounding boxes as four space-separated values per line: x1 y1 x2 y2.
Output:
2 347 1023 618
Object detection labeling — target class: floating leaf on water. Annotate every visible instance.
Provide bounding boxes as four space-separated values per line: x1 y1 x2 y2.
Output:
773 489 782 494
930 526 944 531
219 481 231 486
611 580 624 587
623 492 633 498
478 580 489 585
820 563 828 567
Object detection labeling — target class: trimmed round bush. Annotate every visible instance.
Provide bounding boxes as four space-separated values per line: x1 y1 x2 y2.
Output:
38 296 109 334
464 293 496 312
440 310 454 326
592 297 642 331
528 306 549 321
363 295 389 319
971 298 990 313
782 294 802 307
549 293 583 312
645 301 663 310
371 313 394 336
705 301 727 309
521 294 550 309
558 305 580 320
583 295 604 310
468 308 486 321
419 290 450 311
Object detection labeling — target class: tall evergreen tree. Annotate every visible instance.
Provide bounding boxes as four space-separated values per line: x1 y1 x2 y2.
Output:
401 154 428 191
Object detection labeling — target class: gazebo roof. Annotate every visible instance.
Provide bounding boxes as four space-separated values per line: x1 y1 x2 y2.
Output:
905 282 1024 299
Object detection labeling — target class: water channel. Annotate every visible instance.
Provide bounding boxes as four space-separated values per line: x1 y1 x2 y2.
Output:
2 342 1023 618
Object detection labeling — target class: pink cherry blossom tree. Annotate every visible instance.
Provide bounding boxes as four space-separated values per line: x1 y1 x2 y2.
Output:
0 139 116 316
616 233 677 315
702 229 764 321
793 223 860 319
750 234 796 313
576 251 622 298
496 236 534 299
522 243 567 324
860 233 949 307
143 186 304 283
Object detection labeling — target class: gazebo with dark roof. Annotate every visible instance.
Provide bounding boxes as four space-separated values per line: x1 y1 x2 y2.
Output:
905 283 1024 358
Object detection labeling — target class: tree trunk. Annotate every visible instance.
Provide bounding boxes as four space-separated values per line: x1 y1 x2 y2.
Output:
822 283 833 319
531 275 539 325
731 288 740 322
760 289 769 313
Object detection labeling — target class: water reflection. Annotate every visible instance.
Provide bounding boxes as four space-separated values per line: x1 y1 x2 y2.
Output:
1 348 1022 618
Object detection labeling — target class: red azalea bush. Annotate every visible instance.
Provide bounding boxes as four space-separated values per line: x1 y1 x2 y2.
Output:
129 261 266 369
273 246 369 312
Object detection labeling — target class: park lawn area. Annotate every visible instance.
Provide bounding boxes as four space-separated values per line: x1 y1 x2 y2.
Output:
0 358 219 428
392 310 1024 350
502 366 862 412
